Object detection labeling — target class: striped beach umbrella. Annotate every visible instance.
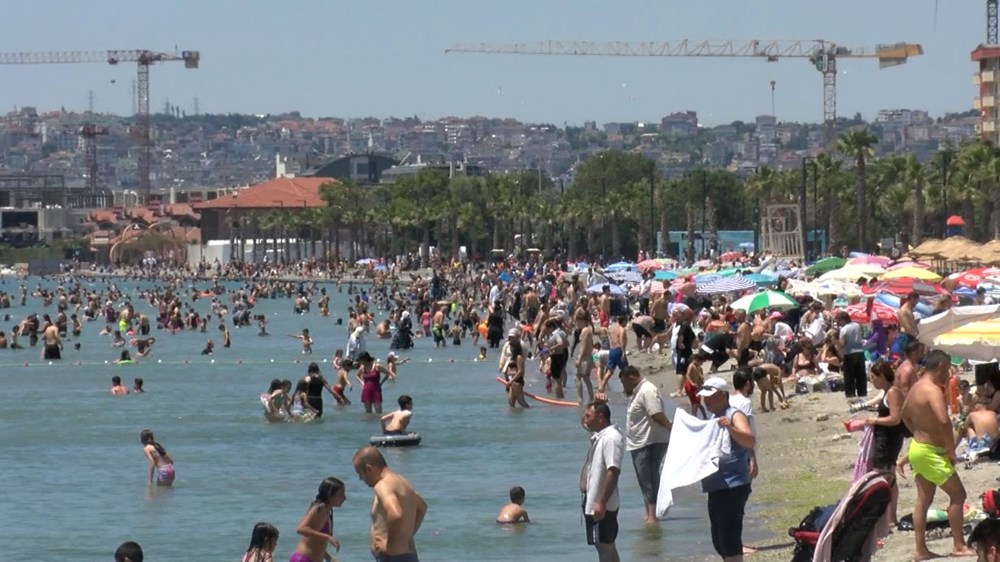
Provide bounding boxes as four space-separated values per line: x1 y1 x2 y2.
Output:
730 290 798 314
697 276 756 295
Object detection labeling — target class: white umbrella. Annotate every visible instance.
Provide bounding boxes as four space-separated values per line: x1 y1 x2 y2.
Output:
918 304 1000 346
925 317 1000 361
697 276 756 295
817 264 886 282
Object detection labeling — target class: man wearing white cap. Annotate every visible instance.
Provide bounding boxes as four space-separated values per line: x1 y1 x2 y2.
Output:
697 377 756 562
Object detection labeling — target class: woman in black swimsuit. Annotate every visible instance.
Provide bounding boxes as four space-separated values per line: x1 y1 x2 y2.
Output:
864 361 905 525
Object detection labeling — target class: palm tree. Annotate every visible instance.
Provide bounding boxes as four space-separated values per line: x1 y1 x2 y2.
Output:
906 156 927 244
837 128 878 251
812 154 844 252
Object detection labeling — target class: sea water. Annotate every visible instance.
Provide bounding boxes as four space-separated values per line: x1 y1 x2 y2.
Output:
0 278 764 561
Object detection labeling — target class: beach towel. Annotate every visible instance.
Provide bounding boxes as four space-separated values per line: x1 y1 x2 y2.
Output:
852 425 874 484
655 408 726 517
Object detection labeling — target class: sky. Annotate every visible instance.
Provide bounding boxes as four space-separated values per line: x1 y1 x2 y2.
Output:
0 0 986 126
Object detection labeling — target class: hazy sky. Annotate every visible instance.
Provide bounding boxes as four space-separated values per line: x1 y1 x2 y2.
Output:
0 0 985 126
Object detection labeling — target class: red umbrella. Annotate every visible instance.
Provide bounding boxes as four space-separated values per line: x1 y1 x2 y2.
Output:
862 277 949 297
949 267 1000 289
719 251 743 262
844 302 897 325
947 215 966 226
637 259 663 272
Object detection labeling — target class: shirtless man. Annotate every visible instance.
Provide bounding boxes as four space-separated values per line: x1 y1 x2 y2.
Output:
110 375 129 395
735 310 752 368
575 314 596 404
895 341 925 396
900 349 975 560
961 395 1000 445
353 446 427 562
41 320 62 360
496 486 530 524
381 395 413 435
598 316 628 398
895 292 920 361
598 287 612 329
650 293 668 339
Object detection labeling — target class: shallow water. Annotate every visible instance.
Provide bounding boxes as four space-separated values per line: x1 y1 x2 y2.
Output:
0 278 764 561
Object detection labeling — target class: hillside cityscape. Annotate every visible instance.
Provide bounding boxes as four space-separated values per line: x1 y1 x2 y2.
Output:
0 105 981 190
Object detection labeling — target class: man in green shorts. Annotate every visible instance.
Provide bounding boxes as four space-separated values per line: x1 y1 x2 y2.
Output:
901 349 975 561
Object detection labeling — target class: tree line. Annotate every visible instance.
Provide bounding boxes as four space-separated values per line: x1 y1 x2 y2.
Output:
234 131 1000 263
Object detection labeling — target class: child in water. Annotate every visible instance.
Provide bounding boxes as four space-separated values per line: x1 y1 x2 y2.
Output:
133 377 144 393
241 521 279 562
111 375 129 395
380 395 413 435
496 486 531 524
289 328 313 354
291 477 344 562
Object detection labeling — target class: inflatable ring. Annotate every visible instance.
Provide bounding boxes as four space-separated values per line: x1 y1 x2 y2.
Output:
370 433 421 447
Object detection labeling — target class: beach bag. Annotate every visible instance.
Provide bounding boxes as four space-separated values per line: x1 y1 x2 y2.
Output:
983 489 1000 517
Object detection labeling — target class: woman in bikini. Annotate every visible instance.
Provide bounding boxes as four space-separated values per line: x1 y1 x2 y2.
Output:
792 339 819 380
356 352 393 414
290 477 345 562
140 429 175 487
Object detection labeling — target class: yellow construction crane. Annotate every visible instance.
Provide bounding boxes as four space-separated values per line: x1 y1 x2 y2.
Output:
446 40 923 142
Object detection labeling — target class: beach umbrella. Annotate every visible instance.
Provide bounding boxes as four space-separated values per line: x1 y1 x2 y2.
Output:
731 290 798 314
637 259 663 271
817 264 886 282
844 302 898 325
847 255 893 267
719 251 743 262
917 304 1000 345
355 258 376 265
716 267 745 277
863 278 948 298
805 256 847 276
694 273 721 285
880 267 943 282
655 257 678 266
692 259 713 268
587 283 626 296
697 276 756 295
743 273 778 287
926 317 1000 361
949 267 1000 289
604 261 635 273
887 260 933 271
373 264 388 272
607 270 642 284
650 281 670 296
653 270 677 281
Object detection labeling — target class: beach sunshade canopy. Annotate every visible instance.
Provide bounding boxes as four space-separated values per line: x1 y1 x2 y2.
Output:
847 255 893 267
697 276 756 295
844 302 897 325
355 258 376 265
817 264 886 282
863 278 948 298
692 259 714 268
587 283 626 296
604 261 635 272
887 260 933 271
608 270 642 284
730 290 798 314
926 317 1000 361
637 259 663 271
908 238 945 259
949 267 1000 289
743 273 778 287
805 257 847 276
918 304 1000 345
880 267 943 282
719 251 744 262
716 267 745 278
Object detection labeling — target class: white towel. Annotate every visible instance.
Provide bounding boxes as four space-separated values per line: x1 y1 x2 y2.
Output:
655 408 727 517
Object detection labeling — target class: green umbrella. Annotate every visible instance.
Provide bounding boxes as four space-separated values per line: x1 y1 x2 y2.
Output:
730 290 799 314
716 267 744 278
805 256 847 277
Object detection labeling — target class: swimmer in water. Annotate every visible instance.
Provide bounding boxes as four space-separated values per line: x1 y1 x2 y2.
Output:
112 330 125 347
114 350 133 364
201 340 214 355
133 377 144 393
380 395 413 435
288 328 313 354
496 486 530 524
111 375 129 395
219 324 231 348
134 337 155 358
479 346 488 361
385 352 409 381
290 477 345 562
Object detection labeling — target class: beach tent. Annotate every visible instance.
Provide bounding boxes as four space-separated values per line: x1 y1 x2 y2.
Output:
805 257 846 277
917 304 1000 345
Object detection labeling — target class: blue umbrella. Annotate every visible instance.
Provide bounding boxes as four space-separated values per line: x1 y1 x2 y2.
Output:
694 274 720 285
605 261 635 272
653 270 677 281
744 273 777 287
498 271 513 283
608 271 642 284
587 283 626 296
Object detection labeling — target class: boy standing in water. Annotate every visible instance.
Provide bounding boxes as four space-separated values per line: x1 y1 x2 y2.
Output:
333 359 353 405
496 486 531 524
289 328 313 354
381 395 413 435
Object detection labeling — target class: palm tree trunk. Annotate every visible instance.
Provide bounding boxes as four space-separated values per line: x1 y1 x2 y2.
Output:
585 224 595 260
659 205 670 258
567 217 577 259
450 217 459 259
912 179 925 245
828 193 839 254
611 219 622 258
856 157 866 251
686 203 696 263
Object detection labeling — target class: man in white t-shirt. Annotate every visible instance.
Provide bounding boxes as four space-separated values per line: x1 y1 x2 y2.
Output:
619 365 674 524
728 367 758 479
580 400 624 562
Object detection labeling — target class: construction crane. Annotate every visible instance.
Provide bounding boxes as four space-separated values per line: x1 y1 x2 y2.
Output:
0 49 200 202
990 0 999 45
446 40 922 143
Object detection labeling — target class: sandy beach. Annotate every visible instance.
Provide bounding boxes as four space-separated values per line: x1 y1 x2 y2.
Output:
628 352 989 562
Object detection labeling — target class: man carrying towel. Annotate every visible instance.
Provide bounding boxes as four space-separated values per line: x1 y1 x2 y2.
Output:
901 349 975 561
619 365 672 524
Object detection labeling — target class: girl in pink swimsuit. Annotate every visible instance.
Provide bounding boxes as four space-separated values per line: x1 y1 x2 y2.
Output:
290 477 346 562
